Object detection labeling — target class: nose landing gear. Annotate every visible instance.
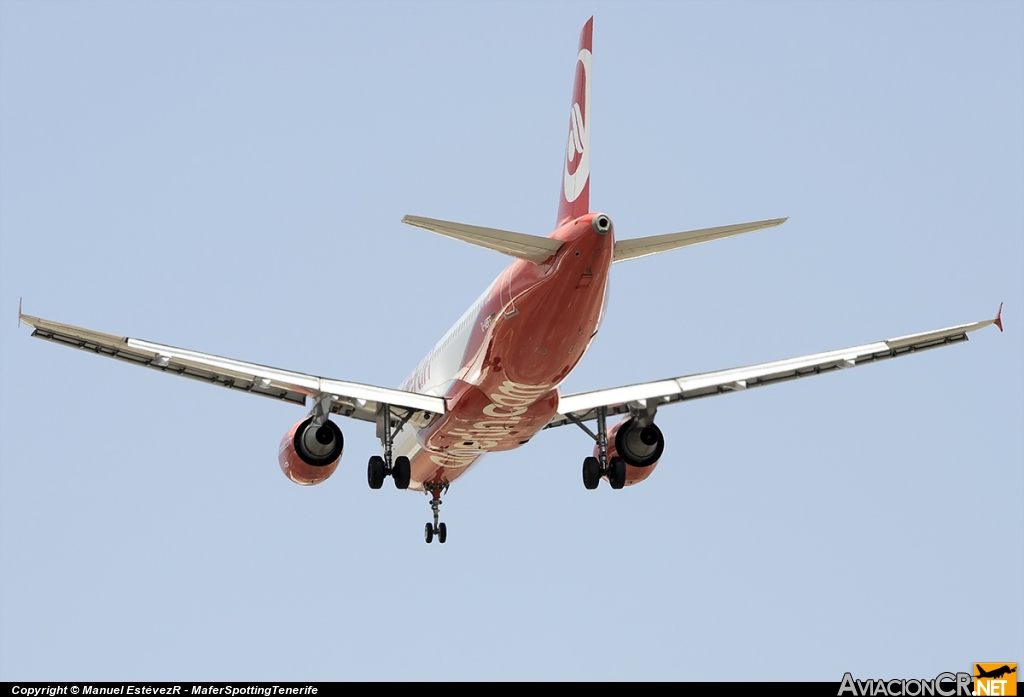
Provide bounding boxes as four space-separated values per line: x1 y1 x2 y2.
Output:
423 483 448 544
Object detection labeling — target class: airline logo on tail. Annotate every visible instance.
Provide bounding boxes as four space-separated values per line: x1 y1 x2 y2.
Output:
557 17 593 225
564 46 591 204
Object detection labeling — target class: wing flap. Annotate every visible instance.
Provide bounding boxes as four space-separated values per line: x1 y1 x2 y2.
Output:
548 314 999 428
21 313 445 422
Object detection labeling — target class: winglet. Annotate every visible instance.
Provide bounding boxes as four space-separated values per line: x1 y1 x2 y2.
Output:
994 302 1003 332
17 297 22 328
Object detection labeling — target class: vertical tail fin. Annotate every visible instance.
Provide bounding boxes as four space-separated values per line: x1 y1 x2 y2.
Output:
557 17 593 227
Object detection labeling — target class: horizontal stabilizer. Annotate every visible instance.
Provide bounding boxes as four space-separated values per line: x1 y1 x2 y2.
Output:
402 215 563 264
612 217 788 263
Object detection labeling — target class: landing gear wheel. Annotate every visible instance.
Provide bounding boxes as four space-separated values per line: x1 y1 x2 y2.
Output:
582 456 600 490
393 455 411 490
609 456 627 490
424 483 446 545
367 455 385 489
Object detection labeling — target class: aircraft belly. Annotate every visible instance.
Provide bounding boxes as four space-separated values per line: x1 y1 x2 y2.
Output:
392 428 482 492
401 379 558 489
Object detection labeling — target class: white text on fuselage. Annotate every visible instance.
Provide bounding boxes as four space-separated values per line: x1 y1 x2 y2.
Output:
430 380 550 468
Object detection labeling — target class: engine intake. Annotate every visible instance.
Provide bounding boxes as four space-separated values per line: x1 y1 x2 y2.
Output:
278 416 344 486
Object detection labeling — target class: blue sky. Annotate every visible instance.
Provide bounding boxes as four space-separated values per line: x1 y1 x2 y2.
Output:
1 0 1021 681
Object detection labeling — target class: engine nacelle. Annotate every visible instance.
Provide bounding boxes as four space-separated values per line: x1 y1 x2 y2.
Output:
278 416 344 486
594 418 665 486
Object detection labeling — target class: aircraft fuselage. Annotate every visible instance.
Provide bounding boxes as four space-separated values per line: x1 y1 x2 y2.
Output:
396 213 613 489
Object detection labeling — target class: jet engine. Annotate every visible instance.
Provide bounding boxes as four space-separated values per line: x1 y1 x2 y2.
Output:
278 416 344 486
594 418 665 486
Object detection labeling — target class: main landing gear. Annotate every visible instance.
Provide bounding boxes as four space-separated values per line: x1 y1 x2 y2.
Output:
366 403 412 490
582 455 626 490
571 405 627 490
366 403 449 543
423 483 448 544
367 454 411 489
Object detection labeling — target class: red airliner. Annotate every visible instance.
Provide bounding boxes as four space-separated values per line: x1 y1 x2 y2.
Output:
20 18 1002 543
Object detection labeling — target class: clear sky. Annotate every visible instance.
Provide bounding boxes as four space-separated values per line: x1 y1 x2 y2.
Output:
1 0 1021 681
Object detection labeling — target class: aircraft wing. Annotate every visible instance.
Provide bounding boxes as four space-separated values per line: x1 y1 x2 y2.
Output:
546 310 1002 429
20 313 445 423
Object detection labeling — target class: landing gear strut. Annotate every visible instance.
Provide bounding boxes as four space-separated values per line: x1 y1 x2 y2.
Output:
571 406 627 490
366 403 413 490
423 483 448 544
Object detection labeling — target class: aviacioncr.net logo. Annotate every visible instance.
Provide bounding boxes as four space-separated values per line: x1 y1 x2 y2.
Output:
974 663 1017 696
838 672 974 696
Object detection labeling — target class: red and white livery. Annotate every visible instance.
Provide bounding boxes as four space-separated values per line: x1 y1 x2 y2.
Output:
20 18 1003 543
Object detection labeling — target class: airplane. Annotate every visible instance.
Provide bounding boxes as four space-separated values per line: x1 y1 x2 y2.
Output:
19 17 1003 544
975 665 1016 680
